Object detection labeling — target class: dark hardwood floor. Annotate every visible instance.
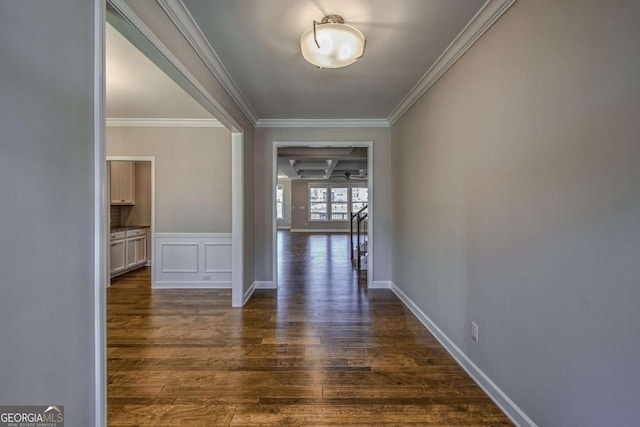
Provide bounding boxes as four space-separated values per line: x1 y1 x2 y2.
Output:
107 231 511 426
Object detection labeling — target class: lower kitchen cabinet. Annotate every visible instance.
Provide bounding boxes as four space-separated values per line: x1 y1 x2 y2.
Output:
135 235 147 265
110 227 148 277
110 238 126 275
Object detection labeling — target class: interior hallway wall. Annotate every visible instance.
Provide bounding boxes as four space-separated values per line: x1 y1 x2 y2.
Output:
390 0 640 425
0 1 98 424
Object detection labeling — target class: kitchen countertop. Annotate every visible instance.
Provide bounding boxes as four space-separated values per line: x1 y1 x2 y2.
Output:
110 225 149 232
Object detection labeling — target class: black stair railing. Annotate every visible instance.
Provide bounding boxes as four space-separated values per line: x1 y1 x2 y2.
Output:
350 205 368 271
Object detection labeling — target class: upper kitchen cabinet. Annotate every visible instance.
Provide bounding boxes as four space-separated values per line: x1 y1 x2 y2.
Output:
110 160 135 205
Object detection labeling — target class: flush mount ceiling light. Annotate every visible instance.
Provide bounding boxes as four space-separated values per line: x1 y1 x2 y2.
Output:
300 14 366 69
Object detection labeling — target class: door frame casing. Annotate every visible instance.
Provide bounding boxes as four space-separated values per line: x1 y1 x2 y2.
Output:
106 156 156 285
271 141 374 290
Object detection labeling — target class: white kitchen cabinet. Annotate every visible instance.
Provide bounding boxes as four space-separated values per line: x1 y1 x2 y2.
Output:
126 235 147 270
110 227 148 277
126 237 137 269
110 161 135 205
135 235 147 265
110 238 126 275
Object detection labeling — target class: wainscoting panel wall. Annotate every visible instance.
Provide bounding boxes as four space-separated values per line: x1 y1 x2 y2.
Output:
154 233 232 288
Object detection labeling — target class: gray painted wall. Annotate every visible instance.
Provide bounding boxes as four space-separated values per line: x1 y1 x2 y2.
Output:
0 1 97 424
254 127 392 283
107 126 232 233
391 0 640 425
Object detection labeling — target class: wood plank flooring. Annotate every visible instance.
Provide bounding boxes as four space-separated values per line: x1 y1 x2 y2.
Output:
107 231 511 426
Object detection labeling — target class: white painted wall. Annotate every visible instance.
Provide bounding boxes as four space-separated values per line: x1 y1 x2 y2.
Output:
254 127 392 284
391 0 640 425
0 1 99 424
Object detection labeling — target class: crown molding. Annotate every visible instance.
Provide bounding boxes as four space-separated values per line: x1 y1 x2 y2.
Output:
256 119 390 128
387 0 517 126
108 0 244 132
106 118 225 127
157 0 259 126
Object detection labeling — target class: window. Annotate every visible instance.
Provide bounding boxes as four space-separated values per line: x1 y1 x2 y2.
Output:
352 185 368 214
276 185 284 219
309 185 328 220
331 185 349 221
309 183 367 221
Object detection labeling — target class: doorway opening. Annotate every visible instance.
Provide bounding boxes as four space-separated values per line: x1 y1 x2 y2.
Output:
96 2 247 424
272 142 374 290
106 157 155 287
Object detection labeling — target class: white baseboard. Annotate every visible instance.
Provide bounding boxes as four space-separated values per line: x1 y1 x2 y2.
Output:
154 281 231 289
255 281 277 289
390 282 536 427
144 261 152 267
242 282 256 306
371 281 392 289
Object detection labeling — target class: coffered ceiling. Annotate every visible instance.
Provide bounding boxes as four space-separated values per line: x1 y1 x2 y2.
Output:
278 147 368 181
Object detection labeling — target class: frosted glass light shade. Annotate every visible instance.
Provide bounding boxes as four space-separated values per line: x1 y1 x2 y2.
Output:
300 20 365 69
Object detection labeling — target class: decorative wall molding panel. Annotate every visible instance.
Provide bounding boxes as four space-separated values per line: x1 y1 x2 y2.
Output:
154 233 232 288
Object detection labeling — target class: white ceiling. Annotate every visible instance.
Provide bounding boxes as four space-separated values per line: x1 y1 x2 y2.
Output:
106 22 212 119
180 0 486 119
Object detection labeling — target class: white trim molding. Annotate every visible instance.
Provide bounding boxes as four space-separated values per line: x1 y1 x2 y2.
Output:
390 282 537 427
387 0 517 125
256 119 390 128
255 281 276 289
93 0 107 424
371 281 392 289
154 233 232 289
243 282 256 305
272 141 374 291
155 281 232 289
157 0 258 125
108 0 244 132
107 118 224 127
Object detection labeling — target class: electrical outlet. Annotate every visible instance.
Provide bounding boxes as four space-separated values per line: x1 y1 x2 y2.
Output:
203 275 211 281
471 322 479 342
